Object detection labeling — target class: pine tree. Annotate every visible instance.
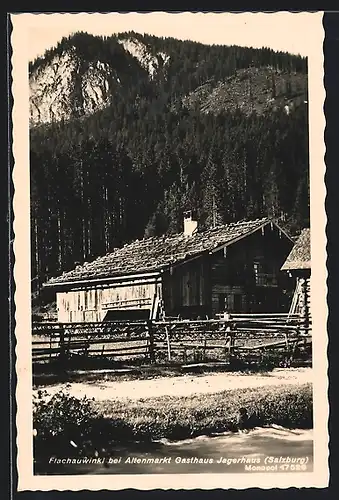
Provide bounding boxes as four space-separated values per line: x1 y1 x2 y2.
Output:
29 34 309 286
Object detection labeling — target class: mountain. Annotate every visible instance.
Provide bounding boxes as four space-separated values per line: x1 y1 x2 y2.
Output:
29 31 309 291
30 32 307 124
29 32 170 125
182 66 306 116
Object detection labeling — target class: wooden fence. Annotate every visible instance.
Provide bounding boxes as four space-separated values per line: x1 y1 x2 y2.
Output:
32 320 151 363
32 313 311 366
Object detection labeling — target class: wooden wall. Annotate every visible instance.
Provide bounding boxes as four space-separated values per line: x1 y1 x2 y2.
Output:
210 246 247 315
209 224 294 315
162 257 210 318
56 276 162 323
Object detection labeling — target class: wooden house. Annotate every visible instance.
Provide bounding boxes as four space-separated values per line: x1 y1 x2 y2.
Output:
45 216 294 322
281 228 311 323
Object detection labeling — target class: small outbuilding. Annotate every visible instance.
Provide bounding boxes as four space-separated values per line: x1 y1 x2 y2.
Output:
281 228 311 323
45 216 294 322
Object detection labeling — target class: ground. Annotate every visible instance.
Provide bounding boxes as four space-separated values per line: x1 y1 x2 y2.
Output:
33 367 312 402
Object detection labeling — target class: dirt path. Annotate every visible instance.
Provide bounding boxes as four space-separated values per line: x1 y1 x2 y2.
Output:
34 367 312 402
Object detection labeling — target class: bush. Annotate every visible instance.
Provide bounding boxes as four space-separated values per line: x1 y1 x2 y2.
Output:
33 388 102 458
33 389 99 439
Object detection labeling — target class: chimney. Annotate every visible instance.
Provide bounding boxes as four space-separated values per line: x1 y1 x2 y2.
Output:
183 211 198 236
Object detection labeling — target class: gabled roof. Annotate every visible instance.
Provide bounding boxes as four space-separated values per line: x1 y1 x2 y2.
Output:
281 228 311 271
46 217 291 287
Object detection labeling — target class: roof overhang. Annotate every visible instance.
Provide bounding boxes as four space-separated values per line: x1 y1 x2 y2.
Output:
208 219 293 255
44 270 162 290
281 261 311 272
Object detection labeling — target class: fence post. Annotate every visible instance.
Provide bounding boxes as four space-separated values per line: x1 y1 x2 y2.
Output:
284 332 290 352
228 320 237 367
183 348 187 363
299 278 309 336
49 332 52 362
147 320 155 364
59 326 67 365
165 325 171 362
290 339 298 364
230 328 236 355
223 314 235 360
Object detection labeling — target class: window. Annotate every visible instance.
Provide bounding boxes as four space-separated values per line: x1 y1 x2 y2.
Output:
253 259 277 287
253 261 260 283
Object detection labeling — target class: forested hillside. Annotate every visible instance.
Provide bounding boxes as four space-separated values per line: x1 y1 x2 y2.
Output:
29 32 309 290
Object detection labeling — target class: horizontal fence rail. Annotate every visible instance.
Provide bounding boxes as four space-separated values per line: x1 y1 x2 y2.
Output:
32 313 311 366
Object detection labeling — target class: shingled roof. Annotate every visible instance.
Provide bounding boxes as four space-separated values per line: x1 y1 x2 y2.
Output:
281 228 311 271
47 217 290 286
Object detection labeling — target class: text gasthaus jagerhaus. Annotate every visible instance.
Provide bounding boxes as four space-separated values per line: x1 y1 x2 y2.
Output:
48 455 310 471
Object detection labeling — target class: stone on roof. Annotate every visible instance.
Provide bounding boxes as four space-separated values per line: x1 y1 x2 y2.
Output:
47 217 286 286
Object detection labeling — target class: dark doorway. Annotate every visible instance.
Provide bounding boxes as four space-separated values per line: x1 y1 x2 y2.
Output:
233 294 242 312
103 309 150 321
218 294 227 313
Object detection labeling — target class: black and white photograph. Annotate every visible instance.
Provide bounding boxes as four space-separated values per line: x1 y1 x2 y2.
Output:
11 11 328 490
